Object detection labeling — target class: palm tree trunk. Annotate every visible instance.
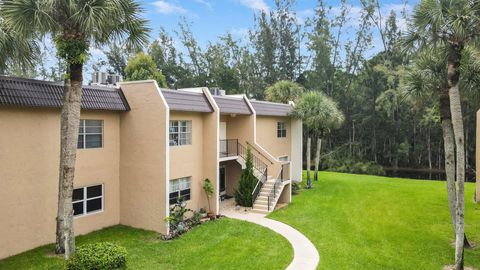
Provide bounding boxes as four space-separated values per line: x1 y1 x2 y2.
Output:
55 63 83 259
306 131 312 188
447 44 465 270
314 130 323 181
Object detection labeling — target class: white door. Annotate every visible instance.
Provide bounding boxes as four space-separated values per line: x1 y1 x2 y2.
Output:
220 122 227 140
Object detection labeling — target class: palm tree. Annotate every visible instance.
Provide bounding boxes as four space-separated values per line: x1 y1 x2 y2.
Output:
405 0 480 259
1 0 149 259
403 45 480 250
292 92 344 188
0 19 37 73
265 80 305 103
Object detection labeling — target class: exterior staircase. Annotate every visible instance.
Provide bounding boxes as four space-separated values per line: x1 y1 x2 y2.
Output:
219 139 288 214
252 177 285 214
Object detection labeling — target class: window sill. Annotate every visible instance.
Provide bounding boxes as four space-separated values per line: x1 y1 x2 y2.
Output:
74 209 104 220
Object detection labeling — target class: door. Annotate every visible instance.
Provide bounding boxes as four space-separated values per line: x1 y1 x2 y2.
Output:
219 166 226 195
220 122 227 140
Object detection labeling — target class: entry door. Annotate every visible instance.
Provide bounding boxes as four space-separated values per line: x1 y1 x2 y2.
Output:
220 122 227 140
219 166 226 195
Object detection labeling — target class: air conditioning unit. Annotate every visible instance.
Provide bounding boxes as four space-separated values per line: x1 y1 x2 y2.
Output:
209 88 226 96
91 72 122 86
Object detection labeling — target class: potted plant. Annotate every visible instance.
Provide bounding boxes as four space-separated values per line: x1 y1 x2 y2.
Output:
203 178 214 218
199 208 207 218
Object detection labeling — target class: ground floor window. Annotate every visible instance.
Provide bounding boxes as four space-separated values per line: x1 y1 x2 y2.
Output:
170 177 191 204
278 156 289 162
73 184 104 217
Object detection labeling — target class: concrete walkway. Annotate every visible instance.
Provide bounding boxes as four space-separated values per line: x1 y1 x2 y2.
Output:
222 207 319 270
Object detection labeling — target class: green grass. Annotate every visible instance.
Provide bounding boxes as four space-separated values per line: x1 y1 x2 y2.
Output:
0 218 293 270
269 171 480 270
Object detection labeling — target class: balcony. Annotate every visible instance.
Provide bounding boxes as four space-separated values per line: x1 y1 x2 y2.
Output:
219 139 238 158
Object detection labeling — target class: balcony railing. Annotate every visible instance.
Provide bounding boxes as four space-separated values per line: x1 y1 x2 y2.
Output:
219 139 238 158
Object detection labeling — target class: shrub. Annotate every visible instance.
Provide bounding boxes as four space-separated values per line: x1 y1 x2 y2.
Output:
66 242 127 270
292 182 300 195
235 147 258 207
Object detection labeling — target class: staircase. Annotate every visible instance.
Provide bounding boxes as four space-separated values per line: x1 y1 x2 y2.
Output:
252 177 285 214
220 139 288 213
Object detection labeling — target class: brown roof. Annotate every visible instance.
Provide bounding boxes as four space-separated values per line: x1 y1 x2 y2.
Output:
161 89 213 113
250 100 292 116
0 76 129 111
213 95 252 115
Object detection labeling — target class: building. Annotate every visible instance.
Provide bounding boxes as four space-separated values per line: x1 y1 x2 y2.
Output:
0 76 302 259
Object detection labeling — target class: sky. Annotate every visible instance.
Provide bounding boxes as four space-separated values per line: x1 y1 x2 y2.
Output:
140 0 418 46
84 0 419 81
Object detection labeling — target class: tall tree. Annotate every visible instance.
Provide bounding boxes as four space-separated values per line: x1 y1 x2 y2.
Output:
0 0 149 259
405 1 480 267
265 80 304 103
292 92 344 186
125 52 167 87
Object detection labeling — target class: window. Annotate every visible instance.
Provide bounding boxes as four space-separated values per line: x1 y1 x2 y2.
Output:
78 120 103 149
277 122 287 138
73 184 103 217
169 177 191 204
169 120 192 146
279 156 289 162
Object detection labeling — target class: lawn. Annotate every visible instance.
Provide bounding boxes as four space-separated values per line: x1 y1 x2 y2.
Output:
269 171 480 270
0 218 293 270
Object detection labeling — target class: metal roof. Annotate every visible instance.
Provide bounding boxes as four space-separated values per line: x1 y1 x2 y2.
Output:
0 76 129 111
213 95 252 115
161 89 213 113
250 100 292 116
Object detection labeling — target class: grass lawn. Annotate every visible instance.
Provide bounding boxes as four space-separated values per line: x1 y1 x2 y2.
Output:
269 171 480 270
0 218 293 270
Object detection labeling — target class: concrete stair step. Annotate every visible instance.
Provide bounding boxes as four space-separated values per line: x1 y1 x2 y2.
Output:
251 208 269 214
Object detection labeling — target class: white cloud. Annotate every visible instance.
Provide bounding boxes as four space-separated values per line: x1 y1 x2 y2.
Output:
153 1 187 15
238 0 269 12
193 0 213 10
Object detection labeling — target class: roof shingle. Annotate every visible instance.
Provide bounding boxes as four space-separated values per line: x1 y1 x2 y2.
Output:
213 95 252 115
0 76 129 111
250 100 292 116
161 89 213 113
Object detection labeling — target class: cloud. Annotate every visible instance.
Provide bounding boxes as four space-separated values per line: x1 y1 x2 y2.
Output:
153 1 187 14
193 0 213 10
238 0 269 12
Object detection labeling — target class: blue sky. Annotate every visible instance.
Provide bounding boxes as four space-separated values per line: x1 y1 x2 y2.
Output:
140 0 418 47
83 0 419 81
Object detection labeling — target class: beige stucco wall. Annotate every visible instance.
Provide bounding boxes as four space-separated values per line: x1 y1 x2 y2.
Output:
255 116 292 159
220 160 242 197
476 110 480 202
0 107 120 259
119 81 169 234
170 112 206 211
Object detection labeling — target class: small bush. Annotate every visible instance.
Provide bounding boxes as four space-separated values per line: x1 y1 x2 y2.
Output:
235 147 258 207
292 182 300 195
66 242 127 270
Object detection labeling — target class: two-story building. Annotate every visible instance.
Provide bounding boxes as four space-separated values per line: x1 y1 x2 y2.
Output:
0 76 302 259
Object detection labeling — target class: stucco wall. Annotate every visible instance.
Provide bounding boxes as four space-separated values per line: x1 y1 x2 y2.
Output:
255 116 291 159
119 81 169 234
0 107 120 259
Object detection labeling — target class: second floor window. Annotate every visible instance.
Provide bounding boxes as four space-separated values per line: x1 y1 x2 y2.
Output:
169 120 192 146
78 119 103 149
277 122 287 138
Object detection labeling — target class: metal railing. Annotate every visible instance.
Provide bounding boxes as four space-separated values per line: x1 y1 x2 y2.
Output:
219 139 238 158
238 142 269 174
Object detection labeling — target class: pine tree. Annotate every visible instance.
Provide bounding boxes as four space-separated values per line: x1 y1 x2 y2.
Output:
234 147 258 207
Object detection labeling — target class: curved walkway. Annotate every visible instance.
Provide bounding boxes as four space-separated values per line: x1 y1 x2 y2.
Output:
223 209 319 270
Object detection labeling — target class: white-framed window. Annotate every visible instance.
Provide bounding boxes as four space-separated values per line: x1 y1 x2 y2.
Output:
169 177 191 204
278 156 289 162
277 122 287 138
169 120 192 146
73 184 104 217
78 120 103 149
